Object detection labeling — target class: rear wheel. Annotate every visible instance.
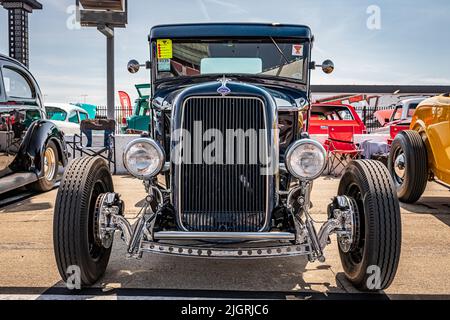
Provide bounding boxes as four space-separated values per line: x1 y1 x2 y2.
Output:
53 156 114 287
388 130 428 203
29 140 59 192
338 160 401 291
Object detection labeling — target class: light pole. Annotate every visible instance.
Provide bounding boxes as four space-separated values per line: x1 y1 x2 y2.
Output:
0 0 42 67
76 0 127 120
80 94 88 103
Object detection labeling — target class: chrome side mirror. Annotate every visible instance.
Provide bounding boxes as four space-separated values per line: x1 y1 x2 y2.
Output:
318 60 334 74
127 60 141 74
311 60 335 74
128 60 151 74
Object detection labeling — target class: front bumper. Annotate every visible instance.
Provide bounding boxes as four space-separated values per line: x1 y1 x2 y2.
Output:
99 184 353 262
139 241 311 259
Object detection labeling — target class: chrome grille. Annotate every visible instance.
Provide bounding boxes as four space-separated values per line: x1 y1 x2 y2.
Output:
179 96 268 232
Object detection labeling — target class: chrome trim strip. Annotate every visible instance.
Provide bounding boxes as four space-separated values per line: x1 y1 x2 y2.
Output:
141 241 309 259
277 106 305 112
154 231 295 241
177 96 270 232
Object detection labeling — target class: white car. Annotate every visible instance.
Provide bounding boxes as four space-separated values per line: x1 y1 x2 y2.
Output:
45 103 90 135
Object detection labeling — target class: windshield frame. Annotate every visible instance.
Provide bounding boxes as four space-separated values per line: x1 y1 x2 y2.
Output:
150 37 311 93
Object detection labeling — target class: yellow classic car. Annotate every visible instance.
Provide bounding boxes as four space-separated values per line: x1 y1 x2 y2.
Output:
389 93 450 203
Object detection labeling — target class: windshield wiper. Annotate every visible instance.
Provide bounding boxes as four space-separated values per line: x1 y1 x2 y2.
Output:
270 37 290 65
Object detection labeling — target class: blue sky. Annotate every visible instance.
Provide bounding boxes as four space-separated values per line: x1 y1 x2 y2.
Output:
1 0 449 105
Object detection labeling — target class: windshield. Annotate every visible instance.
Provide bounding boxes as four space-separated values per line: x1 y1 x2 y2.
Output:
393 103 418 121
46 107 67 121
311 106 355 121
407 103 419 117
153 38 308 83
136 85 151 98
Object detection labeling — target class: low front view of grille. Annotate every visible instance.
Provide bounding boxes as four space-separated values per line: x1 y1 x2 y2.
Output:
179 96 268 232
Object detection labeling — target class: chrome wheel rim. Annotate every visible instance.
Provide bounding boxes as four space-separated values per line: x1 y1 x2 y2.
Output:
43 147 56 181
393 152 406 183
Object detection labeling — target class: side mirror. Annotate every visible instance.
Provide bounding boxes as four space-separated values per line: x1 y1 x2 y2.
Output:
318 60 334 74
127 60 152 74
309 60 335 74
127 60 141 74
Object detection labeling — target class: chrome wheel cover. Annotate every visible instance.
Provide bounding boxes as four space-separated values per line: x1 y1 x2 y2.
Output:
394 152 406 182
43 147 56 181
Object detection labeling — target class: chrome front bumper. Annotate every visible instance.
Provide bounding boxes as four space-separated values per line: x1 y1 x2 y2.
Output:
98 186 355 262
139 241 310 259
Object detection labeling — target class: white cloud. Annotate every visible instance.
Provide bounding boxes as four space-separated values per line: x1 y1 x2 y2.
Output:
205 0 247 14
197 0 211 21
43 0 72 12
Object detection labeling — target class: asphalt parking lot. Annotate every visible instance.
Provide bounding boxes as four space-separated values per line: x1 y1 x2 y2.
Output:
0 175 449 300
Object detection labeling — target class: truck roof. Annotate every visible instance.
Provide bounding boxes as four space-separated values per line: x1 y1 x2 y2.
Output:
150 23 312 40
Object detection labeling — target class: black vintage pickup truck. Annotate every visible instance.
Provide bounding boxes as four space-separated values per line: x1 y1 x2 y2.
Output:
53 23 401 292
0 54 68 195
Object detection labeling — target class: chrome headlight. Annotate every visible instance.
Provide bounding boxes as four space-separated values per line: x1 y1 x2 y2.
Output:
285 139 327 180
123 138 165 180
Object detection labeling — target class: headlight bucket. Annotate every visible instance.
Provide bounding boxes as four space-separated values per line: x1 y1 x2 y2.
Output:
123 138 165 180
285 139 327 180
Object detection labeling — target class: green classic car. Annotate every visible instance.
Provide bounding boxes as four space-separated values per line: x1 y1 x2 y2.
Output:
124 84 151 133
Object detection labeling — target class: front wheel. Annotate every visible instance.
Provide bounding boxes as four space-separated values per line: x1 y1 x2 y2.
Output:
338 160 401 291
53 156 114 287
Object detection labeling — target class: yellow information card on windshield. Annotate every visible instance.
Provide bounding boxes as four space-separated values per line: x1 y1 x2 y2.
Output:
157 39 173 59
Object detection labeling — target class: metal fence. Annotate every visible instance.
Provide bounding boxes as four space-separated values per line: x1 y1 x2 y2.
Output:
95 106 133 134
353 105 393 133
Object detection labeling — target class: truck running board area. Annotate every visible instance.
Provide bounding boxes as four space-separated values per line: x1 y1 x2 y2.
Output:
140 242 310 259
153 231 296 241
0 172 38 195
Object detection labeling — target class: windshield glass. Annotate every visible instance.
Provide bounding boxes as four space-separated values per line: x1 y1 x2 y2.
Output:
407 103 419 117
153 39 308 83
136 85 151 98
46 107 67 121
311 106 355 121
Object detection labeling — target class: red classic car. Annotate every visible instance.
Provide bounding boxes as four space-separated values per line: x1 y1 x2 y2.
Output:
309 103 366 134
